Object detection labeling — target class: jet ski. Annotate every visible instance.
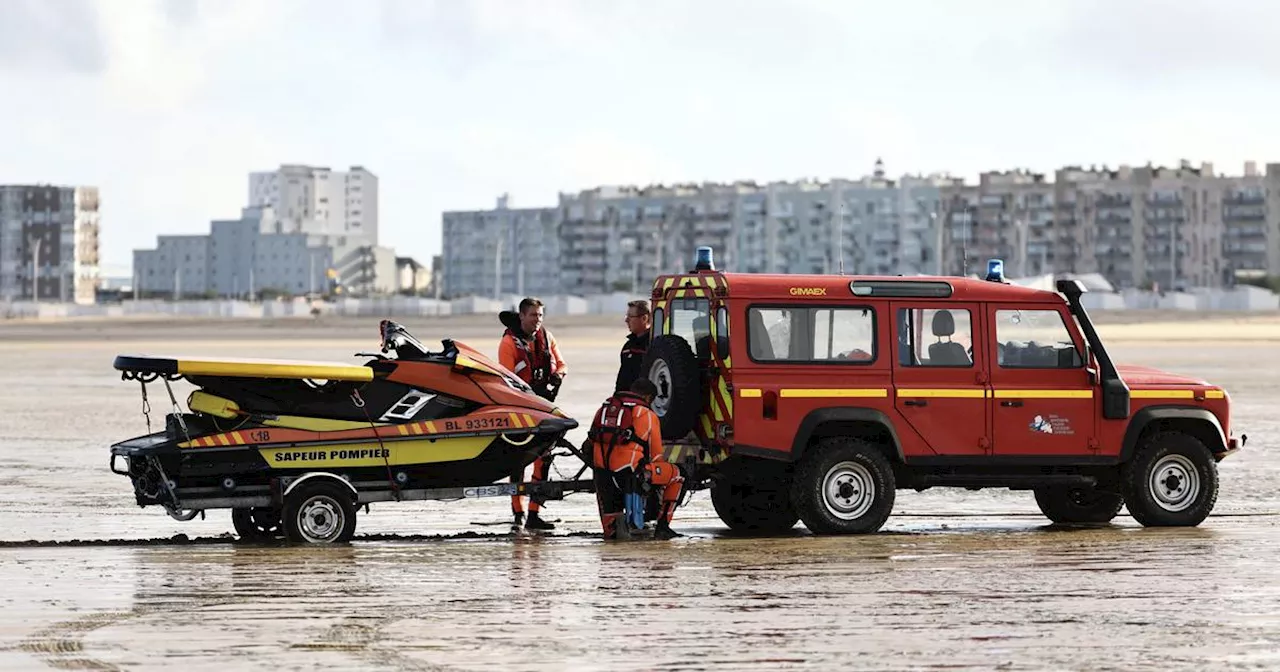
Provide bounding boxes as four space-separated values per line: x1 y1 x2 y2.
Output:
109 320 584 543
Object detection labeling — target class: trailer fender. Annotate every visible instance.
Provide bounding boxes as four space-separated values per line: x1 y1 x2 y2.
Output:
282 472 359 501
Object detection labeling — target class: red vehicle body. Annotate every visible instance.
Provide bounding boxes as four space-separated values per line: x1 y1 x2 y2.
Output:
639 251 1243 535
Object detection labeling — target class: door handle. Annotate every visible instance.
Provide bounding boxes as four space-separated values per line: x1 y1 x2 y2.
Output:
1001 400 1023 407
904 399 928 407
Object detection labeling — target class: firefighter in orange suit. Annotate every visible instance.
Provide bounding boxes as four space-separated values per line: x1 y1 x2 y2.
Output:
588 378 684 540
498 297 568 531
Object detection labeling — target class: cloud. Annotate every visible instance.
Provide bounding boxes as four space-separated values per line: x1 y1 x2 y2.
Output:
0 0 108 74
1052 0 1280 81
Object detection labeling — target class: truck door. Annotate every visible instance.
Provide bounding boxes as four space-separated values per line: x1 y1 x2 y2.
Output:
985 304 1096 456
890 303 990 456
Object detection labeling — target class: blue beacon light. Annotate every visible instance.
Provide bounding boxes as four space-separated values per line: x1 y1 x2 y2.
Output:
694 246 715 271
985 258 1005 283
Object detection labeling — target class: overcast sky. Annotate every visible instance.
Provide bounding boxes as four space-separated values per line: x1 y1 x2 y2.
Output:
3 0 1278 274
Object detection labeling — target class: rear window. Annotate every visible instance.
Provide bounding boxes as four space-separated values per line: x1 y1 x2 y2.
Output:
747 305 876 363
659 297 712 359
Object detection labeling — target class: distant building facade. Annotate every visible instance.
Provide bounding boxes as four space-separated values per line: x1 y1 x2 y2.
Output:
0 184 100 304
248 164 379 244
133 205 394 298
440 160 1280 296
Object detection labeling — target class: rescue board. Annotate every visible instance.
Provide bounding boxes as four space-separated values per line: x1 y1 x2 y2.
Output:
114 354 376 382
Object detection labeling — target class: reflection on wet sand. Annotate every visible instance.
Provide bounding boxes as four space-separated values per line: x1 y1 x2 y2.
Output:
4 519 1278 671
0 325 1275 669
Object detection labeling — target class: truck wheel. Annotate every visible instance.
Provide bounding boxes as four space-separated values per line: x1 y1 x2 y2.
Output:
710 477 799 535
1033 487 1124 524
791 437 895 535
232 507 283 540
1121 431 1219 527
640 335 702 441
282 480 358 543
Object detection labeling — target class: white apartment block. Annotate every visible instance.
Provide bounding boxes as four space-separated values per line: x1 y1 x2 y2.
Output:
940 161 1280 290
440 160 1280 297
441 194 562 300
441 161 958 298
0 185 100 304
248 164 379 244
133 205 395 298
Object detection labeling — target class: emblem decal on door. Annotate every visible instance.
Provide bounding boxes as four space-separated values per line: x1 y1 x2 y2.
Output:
1030 414 1074 435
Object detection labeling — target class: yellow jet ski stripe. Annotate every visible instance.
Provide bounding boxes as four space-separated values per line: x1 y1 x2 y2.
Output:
260 436 494 468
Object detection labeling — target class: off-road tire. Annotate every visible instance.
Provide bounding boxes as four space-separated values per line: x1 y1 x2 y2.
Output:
640 335 702 441
1033 487 1124 524
711 476 799 535
232 507 284 540
1121 431 1218 527
282 480 358 544
790 437 895 535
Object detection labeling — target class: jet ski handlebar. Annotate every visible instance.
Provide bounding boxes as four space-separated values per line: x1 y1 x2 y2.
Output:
379 319 430 360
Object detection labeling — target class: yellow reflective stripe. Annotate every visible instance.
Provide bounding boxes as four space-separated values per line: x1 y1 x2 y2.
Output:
1131 389 1223 399
662 278 675 290
780 389 888 398
705 276 718 289
739 388 762 398
992 389 1093 399
897 388 987 398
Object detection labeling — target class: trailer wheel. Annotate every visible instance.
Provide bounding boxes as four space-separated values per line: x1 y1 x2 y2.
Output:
790 437 895 535
283 480 358 544
232 507 283 541
640 335 702 441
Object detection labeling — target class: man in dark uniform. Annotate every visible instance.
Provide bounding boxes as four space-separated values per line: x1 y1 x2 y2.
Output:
615 299 651 394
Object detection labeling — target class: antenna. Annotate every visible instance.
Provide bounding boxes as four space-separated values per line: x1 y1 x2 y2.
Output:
838 200 845 275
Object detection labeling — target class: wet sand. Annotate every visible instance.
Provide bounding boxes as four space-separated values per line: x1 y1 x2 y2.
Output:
0 316 1275 670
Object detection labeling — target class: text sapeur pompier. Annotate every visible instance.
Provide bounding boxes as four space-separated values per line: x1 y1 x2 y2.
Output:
109 320 584 543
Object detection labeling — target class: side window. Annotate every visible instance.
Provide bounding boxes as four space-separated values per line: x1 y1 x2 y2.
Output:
748 307 795 360
812 307 875 361
897 308 973 367
747 306 875 363
995 309 1083 368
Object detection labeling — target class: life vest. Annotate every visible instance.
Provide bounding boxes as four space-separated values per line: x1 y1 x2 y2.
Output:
588 392 655 474
504 326 553 384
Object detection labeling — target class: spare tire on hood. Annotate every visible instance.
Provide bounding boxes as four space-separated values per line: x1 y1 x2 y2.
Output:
639 335 702 441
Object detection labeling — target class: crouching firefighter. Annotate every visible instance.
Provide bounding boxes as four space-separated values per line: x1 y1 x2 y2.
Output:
499 297 567 531
588 378 684 540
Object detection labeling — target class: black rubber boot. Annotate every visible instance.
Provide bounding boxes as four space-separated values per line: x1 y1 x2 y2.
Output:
653 521 682 540
525 511 556 530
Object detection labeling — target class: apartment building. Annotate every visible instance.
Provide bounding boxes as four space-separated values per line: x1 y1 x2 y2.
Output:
441 162 961 298
133 205 394 298
248 164 379 244
440 160 1280 297
0 184 100 304
440 194 562 299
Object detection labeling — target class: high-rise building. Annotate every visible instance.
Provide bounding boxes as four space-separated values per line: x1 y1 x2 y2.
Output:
0 184 100 304
248 164 379 244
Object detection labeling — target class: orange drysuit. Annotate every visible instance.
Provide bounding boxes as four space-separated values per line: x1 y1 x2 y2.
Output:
588 391 683 539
